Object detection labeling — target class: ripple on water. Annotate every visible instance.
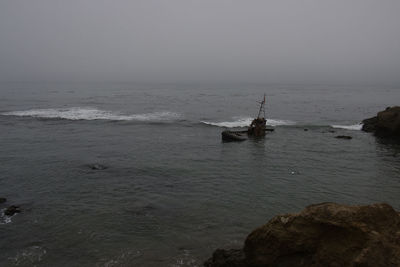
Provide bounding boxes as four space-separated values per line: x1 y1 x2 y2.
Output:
170 249 200 267
8 246 47 266
96 250 142 267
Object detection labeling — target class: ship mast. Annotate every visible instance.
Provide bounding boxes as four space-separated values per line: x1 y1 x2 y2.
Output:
257 94 266 119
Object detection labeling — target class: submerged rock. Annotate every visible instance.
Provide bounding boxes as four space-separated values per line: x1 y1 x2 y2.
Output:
204 249 245 267
205 202 400 267
335 135 352 139
362 106 400 137
0 197 6 204
4 205 21 216
88 164 108 170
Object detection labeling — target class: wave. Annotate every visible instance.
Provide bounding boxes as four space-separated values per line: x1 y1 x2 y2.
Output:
201 117 295 128
331 123 363 131
0 209 12 224
1 107 182 122
1 108 364 131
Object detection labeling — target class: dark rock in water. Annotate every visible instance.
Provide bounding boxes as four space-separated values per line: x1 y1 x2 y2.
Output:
362 106 400 137
88 164 108 170
204 203 400 267
335 135 352 139
0 197 6 204
204 249 245 267
303 129 308 131
221 130 247 142
4 205 21 216
329 130 336 133
362 116 378 132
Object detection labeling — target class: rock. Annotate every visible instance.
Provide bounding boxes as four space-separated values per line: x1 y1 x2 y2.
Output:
362 106 400 137
0 197 6 204
362 116 378 132
205 203 400 267
335 135 352 139
304 129 308 131
204 249 245 267
88 164 108 170
4 205 21 216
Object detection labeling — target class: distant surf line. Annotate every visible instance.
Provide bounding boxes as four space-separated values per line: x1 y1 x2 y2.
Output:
1 107 363 130
201 117 296 128
331 124 363 131
1 107 183 122
201 117 363 131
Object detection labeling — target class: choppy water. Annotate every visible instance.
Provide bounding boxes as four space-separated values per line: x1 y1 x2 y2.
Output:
0 82 399 266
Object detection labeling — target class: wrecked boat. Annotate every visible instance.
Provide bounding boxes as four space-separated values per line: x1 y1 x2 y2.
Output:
221 130 248 142
221 94 274 142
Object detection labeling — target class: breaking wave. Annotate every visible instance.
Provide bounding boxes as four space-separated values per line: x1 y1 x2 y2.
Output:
0 209 12 224
331 123 363 131
201 117 295 128
1 108 182 122
1 108 364 131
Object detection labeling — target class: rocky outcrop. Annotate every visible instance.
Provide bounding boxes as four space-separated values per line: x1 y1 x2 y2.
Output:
205 203 400 267
88 164 108 170
362 106 400 137
204 249 245 267
4 205 21 216
335 135 352 139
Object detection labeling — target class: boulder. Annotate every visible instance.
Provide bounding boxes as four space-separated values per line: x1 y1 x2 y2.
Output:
88 164 108 170
0 197 6 204
335 135 352 139
362 106 400 137
4 205 21 216
204 249 245 267
205 203 400 267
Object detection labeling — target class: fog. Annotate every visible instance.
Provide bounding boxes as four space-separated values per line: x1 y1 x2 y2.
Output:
0 0 399 84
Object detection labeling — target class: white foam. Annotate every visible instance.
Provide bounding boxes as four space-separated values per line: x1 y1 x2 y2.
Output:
1 108 182 122
201 117 295 128
0 209 12 224
331 123 362 131
267 119 296 126
201 117 252 128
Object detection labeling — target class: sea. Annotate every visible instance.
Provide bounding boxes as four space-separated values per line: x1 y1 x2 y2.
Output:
0 82 399 266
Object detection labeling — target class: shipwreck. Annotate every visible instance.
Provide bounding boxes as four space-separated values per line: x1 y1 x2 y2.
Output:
221 95 274 142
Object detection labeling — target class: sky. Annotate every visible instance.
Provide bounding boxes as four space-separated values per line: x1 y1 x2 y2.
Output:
0 0 399 84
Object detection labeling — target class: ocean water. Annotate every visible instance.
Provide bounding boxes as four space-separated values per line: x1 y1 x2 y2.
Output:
0 82 399 266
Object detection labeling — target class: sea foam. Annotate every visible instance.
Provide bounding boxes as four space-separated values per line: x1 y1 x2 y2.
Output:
0 209 12 224
1 108 182 122
201 117 295 128
331 123 363 131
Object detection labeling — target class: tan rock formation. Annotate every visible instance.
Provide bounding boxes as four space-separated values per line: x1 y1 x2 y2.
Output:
205 203 400 267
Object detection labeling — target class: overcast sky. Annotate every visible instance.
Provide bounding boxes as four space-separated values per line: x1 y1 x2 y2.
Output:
0 0 399 84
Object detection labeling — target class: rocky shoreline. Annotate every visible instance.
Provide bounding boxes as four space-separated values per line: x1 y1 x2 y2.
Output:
205 202 400 267
362 106 400 138
205 107 400 266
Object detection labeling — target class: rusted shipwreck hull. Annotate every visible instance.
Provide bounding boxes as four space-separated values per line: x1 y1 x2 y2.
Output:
221 128 274 142
221 130 248 142
222 94 272 142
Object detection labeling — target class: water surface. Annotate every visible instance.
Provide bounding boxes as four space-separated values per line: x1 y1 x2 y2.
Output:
0 82 399 266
